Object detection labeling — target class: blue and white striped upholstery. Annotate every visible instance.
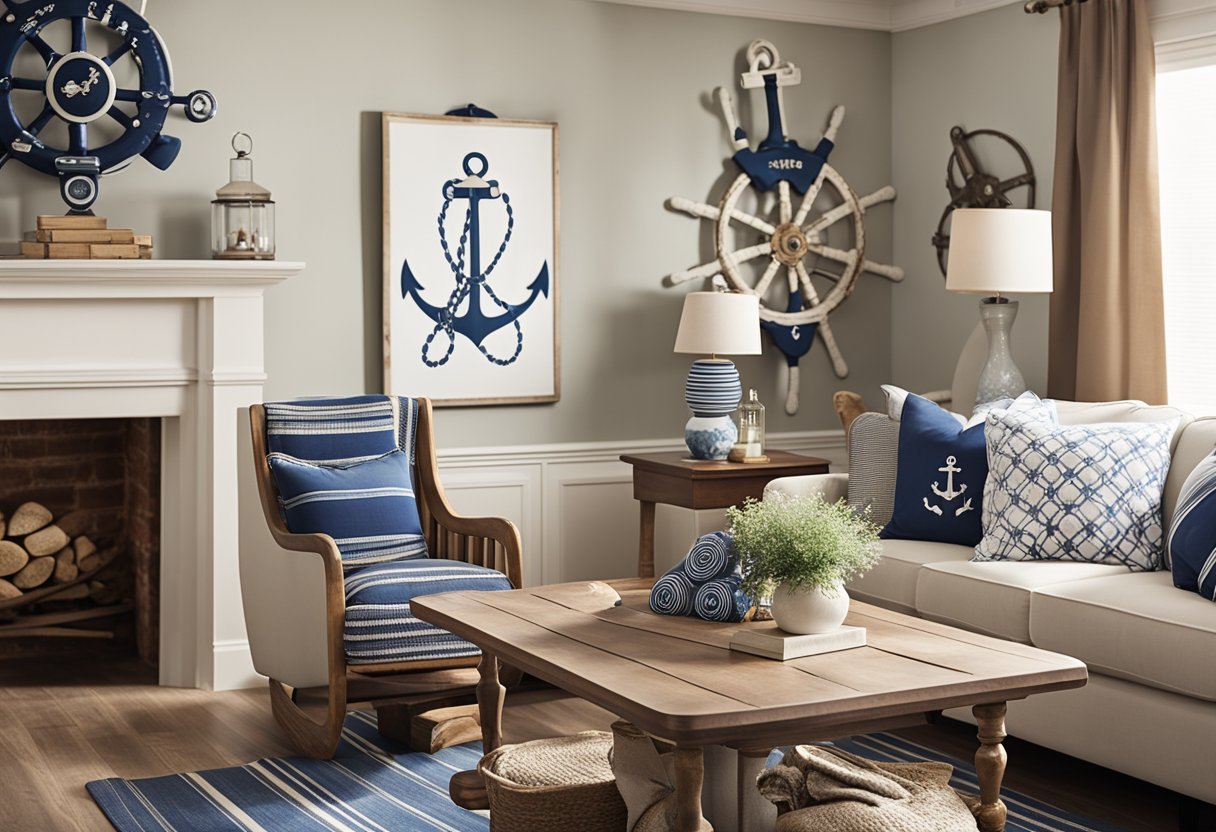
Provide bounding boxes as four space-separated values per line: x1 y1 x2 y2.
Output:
265 396 427 571
1167 450 1216 601
344 560 511 663
263 395 514 665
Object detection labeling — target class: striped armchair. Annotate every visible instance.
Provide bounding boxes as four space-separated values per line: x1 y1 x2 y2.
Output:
240 395 522 758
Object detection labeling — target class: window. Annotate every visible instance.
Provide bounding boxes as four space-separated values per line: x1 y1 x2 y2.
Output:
1156 58 1216 414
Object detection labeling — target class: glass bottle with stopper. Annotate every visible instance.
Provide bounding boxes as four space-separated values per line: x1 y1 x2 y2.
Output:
729 388 769 463
212 132 275 260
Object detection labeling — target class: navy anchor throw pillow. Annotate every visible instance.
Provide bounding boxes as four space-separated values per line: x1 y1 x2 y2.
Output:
881 393 987 546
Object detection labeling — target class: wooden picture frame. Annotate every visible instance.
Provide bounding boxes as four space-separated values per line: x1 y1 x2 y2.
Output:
382 112 560 406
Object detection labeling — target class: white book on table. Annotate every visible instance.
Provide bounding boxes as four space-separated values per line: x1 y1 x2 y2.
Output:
730 624 867 660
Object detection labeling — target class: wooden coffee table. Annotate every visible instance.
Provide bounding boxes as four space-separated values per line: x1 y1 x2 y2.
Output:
413 579 1087 832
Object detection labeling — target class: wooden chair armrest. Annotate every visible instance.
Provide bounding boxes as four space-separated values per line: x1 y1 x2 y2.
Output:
431 510 524 589
414 400 523 587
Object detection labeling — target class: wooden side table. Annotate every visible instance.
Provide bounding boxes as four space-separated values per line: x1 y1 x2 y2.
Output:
620 450 831 578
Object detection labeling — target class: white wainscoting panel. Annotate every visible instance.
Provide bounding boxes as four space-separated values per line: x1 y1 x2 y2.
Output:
436 431 845 586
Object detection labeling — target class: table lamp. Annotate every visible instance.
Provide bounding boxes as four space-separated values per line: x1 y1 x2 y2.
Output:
674 288 762 459
945 208 1053 406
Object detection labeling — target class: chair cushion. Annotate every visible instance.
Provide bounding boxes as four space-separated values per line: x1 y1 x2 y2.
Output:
847 539 972 613
1030 571 1216 700
975 415 1176 571
268 449 427 571
265 395 419 464
1167 449 1216 600
343 559 512 664
915 560 1128 642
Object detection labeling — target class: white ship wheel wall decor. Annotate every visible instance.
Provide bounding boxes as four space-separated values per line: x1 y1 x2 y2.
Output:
666 39 903 415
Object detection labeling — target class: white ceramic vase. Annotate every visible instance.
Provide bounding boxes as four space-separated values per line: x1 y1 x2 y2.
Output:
770 580 849 635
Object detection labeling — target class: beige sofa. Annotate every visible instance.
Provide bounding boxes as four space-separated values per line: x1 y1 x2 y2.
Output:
767 400 1216 807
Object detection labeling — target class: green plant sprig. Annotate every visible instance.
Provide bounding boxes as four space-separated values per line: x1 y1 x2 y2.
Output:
727 492 881 599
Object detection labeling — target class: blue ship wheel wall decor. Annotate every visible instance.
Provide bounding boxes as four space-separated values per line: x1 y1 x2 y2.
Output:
667 39 904 415
0 0 216 212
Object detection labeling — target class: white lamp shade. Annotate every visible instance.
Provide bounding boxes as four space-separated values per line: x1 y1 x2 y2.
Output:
673 291 762 355
945 208 1054 295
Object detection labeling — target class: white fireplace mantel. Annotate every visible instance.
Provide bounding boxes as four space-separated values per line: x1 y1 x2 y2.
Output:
0 259 303 690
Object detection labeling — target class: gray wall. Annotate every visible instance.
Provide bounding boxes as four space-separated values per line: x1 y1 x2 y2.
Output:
0 0 895 447
890 3 1058 401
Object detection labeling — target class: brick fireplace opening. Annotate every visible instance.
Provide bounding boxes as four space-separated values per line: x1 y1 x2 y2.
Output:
0 418 160 664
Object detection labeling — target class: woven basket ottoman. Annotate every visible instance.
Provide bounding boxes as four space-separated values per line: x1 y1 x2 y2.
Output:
478 731 628 832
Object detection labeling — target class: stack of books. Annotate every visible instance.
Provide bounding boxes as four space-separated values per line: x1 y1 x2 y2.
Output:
21 215 153 260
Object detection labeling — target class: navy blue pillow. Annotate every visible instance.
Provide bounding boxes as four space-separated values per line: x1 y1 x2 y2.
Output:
268 449 428 570
881 394 987 546
1167 450 1216 601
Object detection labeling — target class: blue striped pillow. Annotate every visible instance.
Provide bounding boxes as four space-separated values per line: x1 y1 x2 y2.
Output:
1167 451 1216 601
268 449 427 571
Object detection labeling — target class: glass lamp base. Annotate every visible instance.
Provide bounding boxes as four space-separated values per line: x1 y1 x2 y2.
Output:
975 298 1026 405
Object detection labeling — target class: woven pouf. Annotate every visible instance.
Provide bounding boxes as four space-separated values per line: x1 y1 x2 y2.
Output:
478 731 628 832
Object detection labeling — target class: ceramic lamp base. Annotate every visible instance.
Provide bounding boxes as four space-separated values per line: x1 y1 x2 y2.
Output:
685 415 737 460
683 358 743 461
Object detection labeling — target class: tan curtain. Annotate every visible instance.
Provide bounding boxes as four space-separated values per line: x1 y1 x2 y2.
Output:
1048 0 1167 404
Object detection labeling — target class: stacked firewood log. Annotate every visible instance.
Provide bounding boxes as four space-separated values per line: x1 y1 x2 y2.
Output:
0 502 122 608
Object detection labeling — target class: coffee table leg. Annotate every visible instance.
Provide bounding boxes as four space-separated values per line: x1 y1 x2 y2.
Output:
973 702 1008 832
639 500 656 578
674 746 713 832
448 651 504 810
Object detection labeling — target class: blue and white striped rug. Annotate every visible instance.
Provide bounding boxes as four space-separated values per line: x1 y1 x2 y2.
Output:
88 711 1126 831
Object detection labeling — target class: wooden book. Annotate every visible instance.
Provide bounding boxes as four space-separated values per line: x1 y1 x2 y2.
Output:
730 624 866 660
36 215 107 230
38 229 135 244
45 242 92 259
90 244 140 259
19 242 47 259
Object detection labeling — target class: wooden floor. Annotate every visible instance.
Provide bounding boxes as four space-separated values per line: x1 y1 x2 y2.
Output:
0 654 1185 832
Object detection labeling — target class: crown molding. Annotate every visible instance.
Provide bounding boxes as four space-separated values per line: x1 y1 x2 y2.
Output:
588 0 1023 32
589 0 894 30
888 0 1021 32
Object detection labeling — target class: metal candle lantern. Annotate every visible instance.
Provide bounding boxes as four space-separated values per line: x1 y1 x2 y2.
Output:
212 133 275 260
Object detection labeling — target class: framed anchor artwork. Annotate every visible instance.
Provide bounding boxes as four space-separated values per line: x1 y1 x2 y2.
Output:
382 110 559 406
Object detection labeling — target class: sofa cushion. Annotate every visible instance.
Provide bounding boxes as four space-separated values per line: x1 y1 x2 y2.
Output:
1030 571 1216 701
846 412 899 527
1165 416 1216 527
847 539 972 614
1167 449 1216 600
882 394 988 546
975 415 1176 571
915 560 1128 642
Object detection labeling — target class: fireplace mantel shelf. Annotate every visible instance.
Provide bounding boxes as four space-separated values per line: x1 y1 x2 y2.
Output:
0 259 304 296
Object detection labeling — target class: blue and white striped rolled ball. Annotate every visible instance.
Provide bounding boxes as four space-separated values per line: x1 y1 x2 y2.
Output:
650 570 695 617
685 531 736 582
685 359 743 417
693 576 751 622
